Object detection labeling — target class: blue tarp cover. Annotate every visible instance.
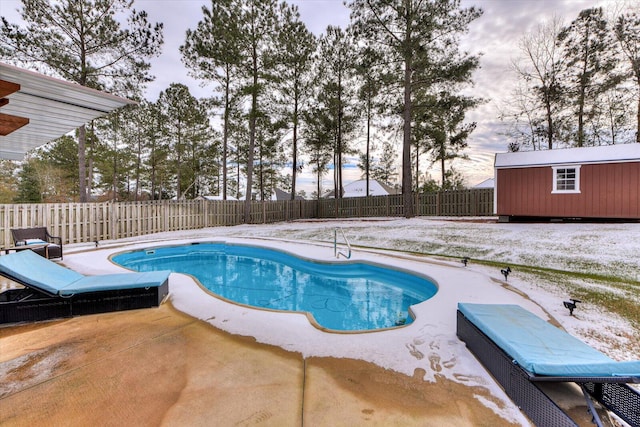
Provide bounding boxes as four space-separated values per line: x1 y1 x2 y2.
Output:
458 303 640 378
0 250 170 296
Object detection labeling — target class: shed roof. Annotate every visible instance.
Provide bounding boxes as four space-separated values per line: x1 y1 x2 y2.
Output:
495 144 640 169
0 62 135 160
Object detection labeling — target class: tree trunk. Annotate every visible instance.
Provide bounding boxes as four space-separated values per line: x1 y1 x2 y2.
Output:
415 143 419 192
112 141 118 201
316 165 321 200
545 91 553 150
577 89 585 147
337 72 343 199
244 50 258 223
135 131 141 202
576 48 589 147
366 95 371 197
176 127 182 200
333 149 338 198
402 51 414 217
78 125 87 202
637 83 640 143
223 68 230 200
291 94 298 200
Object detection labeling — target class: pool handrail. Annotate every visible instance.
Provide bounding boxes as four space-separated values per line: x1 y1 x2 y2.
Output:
334 227 352 259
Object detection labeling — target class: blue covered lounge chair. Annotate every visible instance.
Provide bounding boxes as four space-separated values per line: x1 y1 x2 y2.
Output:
457 303 640 427
0 250 170 324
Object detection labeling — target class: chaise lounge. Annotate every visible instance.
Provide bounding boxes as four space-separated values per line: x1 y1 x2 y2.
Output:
0 250 170 324
11 227 63 260
457 303 640 427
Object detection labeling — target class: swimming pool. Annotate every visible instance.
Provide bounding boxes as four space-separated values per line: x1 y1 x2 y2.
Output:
112 243 438 332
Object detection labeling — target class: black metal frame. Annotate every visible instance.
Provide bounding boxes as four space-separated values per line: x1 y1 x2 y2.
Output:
0 273 169 324
457 310 640 427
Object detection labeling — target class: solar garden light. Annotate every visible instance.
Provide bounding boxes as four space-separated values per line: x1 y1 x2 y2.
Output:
563 298 581 316
501 266 511 281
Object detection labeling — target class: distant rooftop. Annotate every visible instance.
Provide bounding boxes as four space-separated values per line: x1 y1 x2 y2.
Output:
324 179 400 198
473 178 494 189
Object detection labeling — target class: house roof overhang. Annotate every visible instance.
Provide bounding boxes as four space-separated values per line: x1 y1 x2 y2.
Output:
0 62 136 160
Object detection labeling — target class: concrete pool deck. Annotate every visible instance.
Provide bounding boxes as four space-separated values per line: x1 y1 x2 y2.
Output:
0 236 612 426
0 304 520 426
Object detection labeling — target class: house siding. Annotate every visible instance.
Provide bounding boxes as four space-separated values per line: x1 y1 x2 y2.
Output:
496 161 640 219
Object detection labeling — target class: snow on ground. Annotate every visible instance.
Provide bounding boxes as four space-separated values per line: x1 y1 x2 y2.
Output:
61 217 640 426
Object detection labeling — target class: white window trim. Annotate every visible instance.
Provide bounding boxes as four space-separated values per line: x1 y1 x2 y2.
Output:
552 165 581 194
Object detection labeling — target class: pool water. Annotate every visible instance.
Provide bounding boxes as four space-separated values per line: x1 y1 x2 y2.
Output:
112 243 438 331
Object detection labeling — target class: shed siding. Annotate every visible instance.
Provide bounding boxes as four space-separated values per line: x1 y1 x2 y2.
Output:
497 161 640 219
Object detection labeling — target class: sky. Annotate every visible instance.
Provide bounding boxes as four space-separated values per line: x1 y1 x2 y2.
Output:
0 0 617 194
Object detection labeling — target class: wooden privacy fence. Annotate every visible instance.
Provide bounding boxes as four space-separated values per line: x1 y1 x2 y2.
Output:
0 188 493 247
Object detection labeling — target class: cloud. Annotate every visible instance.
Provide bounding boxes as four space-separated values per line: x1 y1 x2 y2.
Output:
1 0 613 194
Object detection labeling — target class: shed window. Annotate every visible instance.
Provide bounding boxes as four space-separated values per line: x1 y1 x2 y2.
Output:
552 166 580 193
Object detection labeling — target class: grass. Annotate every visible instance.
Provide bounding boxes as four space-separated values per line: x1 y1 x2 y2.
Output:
407 251 639 330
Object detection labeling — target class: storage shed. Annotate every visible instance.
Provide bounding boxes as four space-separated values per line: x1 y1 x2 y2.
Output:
494 144 640 221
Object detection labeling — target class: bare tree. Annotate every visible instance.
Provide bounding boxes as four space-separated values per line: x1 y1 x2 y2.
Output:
615 10 640 142
512 17 565 149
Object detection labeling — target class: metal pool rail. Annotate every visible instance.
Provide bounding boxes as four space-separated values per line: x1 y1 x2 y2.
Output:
334 227 351 259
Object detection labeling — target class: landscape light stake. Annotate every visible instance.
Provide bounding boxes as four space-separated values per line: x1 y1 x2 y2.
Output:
563 298 581 316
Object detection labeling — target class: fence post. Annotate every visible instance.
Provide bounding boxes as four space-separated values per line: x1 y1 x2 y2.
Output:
107 202 114 240
471 190 476 216
203 200 208 228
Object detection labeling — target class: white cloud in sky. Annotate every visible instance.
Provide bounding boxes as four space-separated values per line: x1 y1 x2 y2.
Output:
0 0 615 192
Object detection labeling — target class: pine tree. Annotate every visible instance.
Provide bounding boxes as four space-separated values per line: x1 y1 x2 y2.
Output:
234 0 279 221
374 141 399 186
0 160 19 203
303 106 333 199
417 92 477 187
14 158 41 203
272 3 316 200
157 84 211 200
354 46 384 197
181 0 243 200
349 0 482 217
558 7 619 147
316 26 358 199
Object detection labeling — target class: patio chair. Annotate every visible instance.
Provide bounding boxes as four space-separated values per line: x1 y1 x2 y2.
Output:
456 303 640 427
0 250 170 324
10 226 63 260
